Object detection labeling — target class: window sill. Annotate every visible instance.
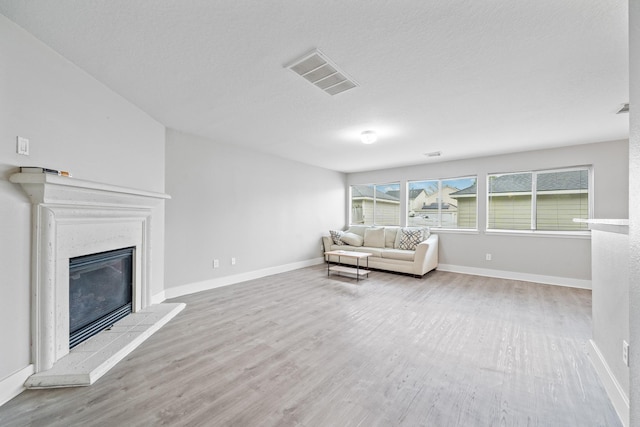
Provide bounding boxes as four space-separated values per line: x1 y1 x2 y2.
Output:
430 228 479 235
484 229 591 239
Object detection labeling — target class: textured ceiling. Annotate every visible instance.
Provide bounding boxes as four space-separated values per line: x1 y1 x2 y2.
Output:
0 1 629 173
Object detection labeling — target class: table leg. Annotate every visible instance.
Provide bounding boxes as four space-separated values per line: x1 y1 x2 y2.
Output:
327 254 329 276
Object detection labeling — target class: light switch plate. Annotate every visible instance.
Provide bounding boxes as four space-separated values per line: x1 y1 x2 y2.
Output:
17 136 29 155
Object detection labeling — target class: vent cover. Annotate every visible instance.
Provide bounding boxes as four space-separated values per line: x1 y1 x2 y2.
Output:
617 103 630 114
424 151 442 158
286 49 358 96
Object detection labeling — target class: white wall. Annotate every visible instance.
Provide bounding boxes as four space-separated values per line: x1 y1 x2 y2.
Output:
0 15 165 394
164 129 346 295
590 226 629 425
348 140 629 286
628 0 640 424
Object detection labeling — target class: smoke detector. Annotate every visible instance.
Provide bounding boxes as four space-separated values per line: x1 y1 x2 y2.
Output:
286 49 358 96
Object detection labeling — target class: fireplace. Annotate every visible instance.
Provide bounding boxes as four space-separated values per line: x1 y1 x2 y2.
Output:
69 247 134 348
10 172 184 388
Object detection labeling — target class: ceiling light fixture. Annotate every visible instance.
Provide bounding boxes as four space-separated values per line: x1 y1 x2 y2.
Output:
360 130 377 144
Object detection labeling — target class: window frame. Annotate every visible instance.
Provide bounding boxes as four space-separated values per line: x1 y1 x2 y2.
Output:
407 175 478 231
485 166 593 235
349 182 401 226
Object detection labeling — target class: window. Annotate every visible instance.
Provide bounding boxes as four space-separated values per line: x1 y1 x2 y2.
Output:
408 177 477 229
487 167 590 232
350 183 400 225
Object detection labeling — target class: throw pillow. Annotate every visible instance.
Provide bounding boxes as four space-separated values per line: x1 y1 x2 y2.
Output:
340 232 364 247
384 227 399 248
347 225 368 237
329 230 344 245
395 227 425 248
399 228 424 250
364 227 385 248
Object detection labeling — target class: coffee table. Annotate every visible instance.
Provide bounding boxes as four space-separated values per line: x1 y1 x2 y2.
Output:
324 250 372 281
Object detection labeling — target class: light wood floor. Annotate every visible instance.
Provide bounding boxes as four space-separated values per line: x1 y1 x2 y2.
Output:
0 266 621 426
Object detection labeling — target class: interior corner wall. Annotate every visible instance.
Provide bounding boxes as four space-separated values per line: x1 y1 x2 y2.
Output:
347 140 629 286
0 15 165 392
163 129 346 295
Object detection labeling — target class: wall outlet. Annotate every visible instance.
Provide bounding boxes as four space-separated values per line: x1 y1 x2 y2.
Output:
213 259 219 268
485 253 492 261
231 257 236 265
623 340 629 366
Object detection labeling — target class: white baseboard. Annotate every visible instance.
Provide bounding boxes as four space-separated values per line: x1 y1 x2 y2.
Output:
436 264 592 289
588 340 629 427
0 364 34 407
164 257 325 299
151 290 166 304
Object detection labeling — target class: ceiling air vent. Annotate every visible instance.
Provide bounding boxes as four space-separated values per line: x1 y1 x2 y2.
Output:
424 151 442 158
617 103 629 114
286 49 358 96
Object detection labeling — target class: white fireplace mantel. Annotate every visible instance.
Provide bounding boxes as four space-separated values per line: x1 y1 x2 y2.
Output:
10 172 171 206
10 173 183 387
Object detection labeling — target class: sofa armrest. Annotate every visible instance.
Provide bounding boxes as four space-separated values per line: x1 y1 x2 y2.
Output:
414 234 439 276
322 236 333 254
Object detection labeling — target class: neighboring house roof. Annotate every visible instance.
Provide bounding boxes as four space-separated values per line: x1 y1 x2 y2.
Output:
537 170 588 191
489 173 532 193
408 189 426 199
351 185 399 202
451 170 587 196
450 183 477 196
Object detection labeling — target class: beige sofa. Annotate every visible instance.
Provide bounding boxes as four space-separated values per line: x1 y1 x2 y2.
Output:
323 225 438 277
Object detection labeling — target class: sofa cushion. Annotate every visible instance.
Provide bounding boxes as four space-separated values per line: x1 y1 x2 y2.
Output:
329 230 344 245
381 249 415 262
384 227 399 248
398 228 423 250
364 227 385 248
341 232 364 247
347 225 368 237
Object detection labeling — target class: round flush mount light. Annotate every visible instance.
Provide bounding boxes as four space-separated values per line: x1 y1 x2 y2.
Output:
360 130 377 144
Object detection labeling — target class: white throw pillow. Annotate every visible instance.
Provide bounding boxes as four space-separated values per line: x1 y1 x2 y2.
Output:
347 225 368 237
384 227 399 248
341 232 364 247
364 227 385 248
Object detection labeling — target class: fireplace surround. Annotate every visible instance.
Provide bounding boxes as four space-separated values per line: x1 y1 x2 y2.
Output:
10 172 184 387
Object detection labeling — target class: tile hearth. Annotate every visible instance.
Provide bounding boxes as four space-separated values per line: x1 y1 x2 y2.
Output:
25 303 184 388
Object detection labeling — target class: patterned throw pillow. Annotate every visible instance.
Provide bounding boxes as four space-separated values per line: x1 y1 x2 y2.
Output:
329 230 344 245
399 228 423 250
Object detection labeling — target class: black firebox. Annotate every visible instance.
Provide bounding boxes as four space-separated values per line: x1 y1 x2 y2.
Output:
69 247 134 348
